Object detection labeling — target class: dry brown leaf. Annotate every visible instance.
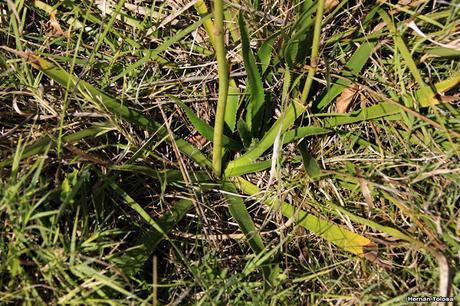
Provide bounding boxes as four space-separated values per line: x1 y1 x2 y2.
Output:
355 168 374 216
48 12 68 37
336 84 358 113
325 0 340 11
371 22 386 34
362 241 393 269
187 134 207 149
399 0 428 7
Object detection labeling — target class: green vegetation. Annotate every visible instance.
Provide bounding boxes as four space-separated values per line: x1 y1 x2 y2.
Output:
0 0 459 304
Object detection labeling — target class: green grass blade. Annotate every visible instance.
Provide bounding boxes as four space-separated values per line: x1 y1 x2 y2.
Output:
239 13 265 135
225 100 306 176
298 141 322 179
315 42 375 110
108 180 169 235
111 165 277 281
283 126 330 144
237 118 252 148
235 177 376 257
107 179 194 278
71 264 141 301
225 79 241 133
35 0 142 49
321 102 400 127
433 71 460 93
417 71 460 107
11 136 23 178
111 197 193 275
424 47 460 58
224 160 272 177
173 98 242 150
0 124 110 169
257 34 278 75
109 164 211 185
220 180 279 285
92 0 145 30
379 9 435 107
110 15 210 83
2 48 211 168
322 200 418 244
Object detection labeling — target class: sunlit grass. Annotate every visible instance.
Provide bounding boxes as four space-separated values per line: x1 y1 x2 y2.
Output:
0 0 459 304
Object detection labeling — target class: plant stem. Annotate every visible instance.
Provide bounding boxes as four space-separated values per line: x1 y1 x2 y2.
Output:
300 0 325 104
212 0 229 177
195 0 216 48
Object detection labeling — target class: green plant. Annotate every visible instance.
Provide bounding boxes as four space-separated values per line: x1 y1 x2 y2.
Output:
1 0 459 304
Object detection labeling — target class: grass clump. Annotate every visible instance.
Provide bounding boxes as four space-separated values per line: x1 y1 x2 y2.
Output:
0 0 459 304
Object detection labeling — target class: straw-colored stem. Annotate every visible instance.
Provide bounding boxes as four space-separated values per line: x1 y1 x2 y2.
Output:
194 0 216 48
212 0 229 177
300 0 325 104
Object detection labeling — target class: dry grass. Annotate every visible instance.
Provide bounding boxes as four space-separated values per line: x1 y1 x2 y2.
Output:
0 0 459 304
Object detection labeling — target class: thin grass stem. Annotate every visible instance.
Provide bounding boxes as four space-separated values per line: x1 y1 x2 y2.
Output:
212 0 229 177
300 0 325 104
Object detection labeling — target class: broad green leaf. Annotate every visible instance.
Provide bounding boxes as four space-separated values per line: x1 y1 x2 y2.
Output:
299 141 322 179
221 180 266 253
257 34 278 75
225 160 272 177
321 102 400 127
424 47 460 58
173 98 241 150
239 13 265 135
321 200 418 244
283 126 330 144
225 79 241 133
283 1 315 67
416 71 460 107
225 99 306 176
316 42 375 110
237 118 252 148
234 177 376 256
3 48 211 168
220 180 279 285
